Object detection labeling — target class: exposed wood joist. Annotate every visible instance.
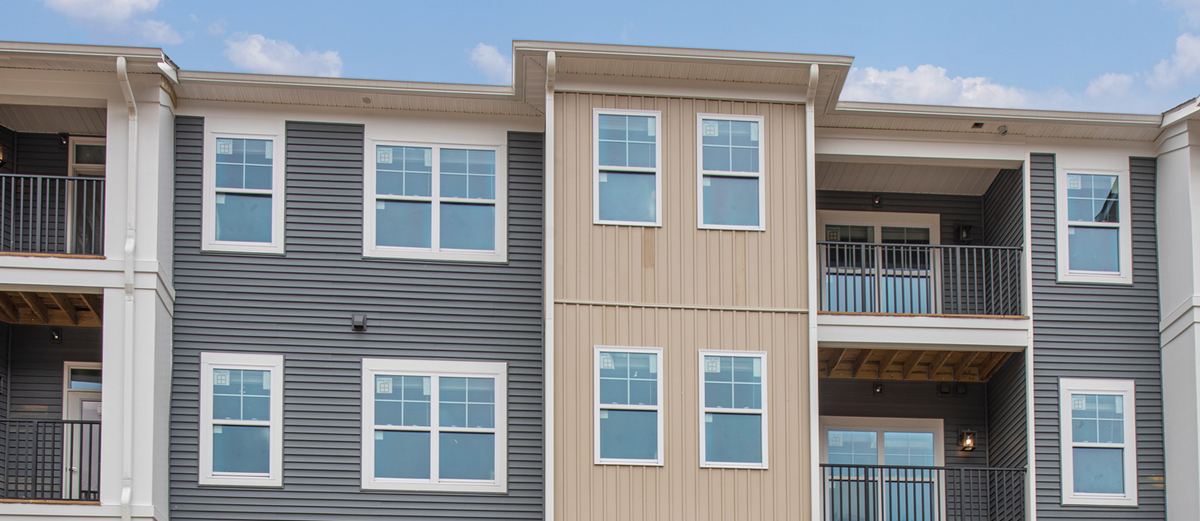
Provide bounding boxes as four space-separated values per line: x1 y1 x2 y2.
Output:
902 350 927 380
851 349 875 379
19 292 48 325
81 294 103 323
953 352 980 381
827 348 849 378
0 293 16 323
877 350 902 376
49 293 77 326
927 351 954 378
979 353 1012 381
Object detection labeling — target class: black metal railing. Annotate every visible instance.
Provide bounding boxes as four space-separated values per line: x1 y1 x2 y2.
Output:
818 242 1023 316
0 420 101 501
821 464 1026 521
0 174 105 255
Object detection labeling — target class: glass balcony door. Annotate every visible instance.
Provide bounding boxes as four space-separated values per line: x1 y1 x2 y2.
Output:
821 418 945 521
822 223 937 314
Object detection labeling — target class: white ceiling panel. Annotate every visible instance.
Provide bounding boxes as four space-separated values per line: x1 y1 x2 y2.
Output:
0 104 106 135
817 161 1002 196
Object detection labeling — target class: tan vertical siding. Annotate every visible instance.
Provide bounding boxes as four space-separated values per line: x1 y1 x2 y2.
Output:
553 92 811 520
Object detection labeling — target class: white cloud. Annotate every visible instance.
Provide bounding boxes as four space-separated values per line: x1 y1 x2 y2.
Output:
842 65 1028 108
1086 73 1135 98
1167 0 1200 26
470 43 511 84
223 34 343 77
208 18 227 36
44 0 181 45
1147 33 1200 90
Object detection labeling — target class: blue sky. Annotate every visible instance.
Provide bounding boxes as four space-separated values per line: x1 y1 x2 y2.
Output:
4 0 1200 113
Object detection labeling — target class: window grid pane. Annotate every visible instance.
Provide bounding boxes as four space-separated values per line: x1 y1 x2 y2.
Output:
216 138 273 190
827 430 879 465
599 352 658 406
701 119 759 173
376 146 432 197
598 350 660 462
1066 173 1119 223
598 115 656 168
212 369 270 422
703 356 762 410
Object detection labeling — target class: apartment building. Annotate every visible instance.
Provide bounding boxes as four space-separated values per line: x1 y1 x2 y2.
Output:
0 38 1184 521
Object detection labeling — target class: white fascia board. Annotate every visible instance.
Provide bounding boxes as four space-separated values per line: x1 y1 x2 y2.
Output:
816 313 1030 351
177 100 544 135
833 100 1162 126
556 73 805 103
817 128 1156 165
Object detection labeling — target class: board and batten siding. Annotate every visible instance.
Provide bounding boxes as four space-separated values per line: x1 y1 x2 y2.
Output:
1030 153 1164 519
170 117 544 520
553 92 810 520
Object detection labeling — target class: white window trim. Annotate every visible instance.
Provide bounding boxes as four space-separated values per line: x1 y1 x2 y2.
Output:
361 358 508 493
68 136 106 177
818 416 946 466
695 113 766 231
198 352 284 487
61 361 102 413
363 140 508 262
1055 168 1133 284
594 346 665 466
201 120 287 255
698 350 768 469
593 108 663 227
1059 378 1138 506
816 210 942 245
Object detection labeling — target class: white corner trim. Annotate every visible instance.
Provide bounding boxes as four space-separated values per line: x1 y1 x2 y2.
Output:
201 118 287 255
1054 167 1133 285
198 352 284 487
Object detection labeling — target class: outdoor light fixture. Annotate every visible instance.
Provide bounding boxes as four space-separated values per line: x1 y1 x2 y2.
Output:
50 327 62 344
971 122 985 129
58 133 69 145
351 314 367 331
872 195 883 208
873 382 884 396
956 224 973 244
959 430 978 451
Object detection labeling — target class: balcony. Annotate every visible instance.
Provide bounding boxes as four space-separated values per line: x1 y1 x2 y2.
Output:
821 464 1025 521
0 420 100 501
0 174 105 257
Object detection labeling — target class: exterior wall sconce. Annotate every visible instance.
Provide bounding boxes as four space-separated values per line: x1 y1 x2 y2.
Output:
50 327 63 343
959 430 978 451
351 314 367 331
872 194 883 208
956 224 973 244
873 382 884 396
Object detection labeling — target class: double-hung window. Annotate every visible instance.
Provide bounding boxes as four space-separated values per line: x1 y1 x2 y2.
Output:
595 347 663 465
202 120 287 254
364 142 506 262
199 352 284 487
697 114 765 230
1056 169 1132 284
1059 378 1137 506
699 351 767 468
594 109 661 226
361 358 508 492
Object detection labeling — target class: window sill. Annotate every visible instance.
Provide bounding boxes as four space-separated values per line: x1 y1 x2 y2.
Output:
593 220 662 227
202 242 286 256
363 248 507 263
698 225 765 232
1057 272 1133 285
700 462 768 469
361 481 506 494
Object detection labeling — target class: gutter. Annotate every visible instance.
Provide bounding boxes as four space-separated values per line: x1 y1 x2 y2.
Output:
542 50 556 521
805 63 821 521
115 56 137 521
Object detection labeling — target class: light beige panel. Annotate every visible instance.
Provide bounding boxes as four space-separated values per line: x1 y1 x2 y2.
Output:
554 303 810 521
554 93 808 309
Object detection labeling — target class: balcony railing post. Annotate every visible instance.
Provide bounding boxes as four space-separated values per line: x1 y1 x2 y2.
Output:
820 463 1026 520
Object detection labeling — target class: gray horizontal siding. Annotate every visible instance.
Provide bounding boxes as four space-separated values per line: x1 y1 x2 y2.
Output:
5 325 101 420
986 354 1026 470
982 169 1024 249
170 117 544 520
820 379 988 468
1030 154 1163 519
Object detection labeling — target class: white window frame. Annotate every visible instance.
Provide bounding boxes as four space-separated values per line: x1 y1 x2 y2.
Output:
1059 378 1138 506
361 358 508 493
818 416 946 466
363 140 507 262
593 108 663 227
201 120 287 255
198 352 284 487
594 346 665 466
695 114 766 231
698 350 768 469
1055 168 1133 284
68 136 106 177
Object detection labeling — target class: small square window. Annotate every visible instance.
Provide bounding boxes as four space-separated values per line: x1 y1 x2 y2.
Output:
362 358 507 493
594 110 661 226
199 352 283 487
697 115 765 230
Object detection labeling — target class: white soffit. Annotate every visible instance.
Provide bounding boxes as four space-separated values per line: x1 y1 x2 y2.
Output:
0 104 106 135
816 161 1001 196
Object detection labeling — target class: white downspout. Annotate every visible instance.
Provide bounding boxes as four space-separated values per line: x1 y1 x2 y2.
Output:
115 56 137 521
542 50 556 521
805 63 821 521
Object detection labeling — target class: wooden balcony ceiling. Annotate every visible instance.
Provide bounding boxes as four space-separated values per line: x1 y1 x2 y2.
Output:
0 292 101 327
820 348 1011 383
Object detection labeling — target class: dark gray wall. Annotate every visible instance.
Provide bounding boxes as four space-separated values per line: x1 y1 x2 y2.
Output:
816 190 984 245
986 354 1026 469
820 379 987 467
982 169 1024 248
0 125 13 174
1030 154 1164 519
0 322 9 419
13 133 67 176
170 117 545 521
3 133 70 253
6 325 101 420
